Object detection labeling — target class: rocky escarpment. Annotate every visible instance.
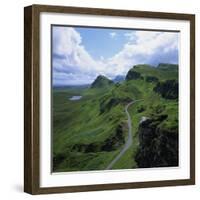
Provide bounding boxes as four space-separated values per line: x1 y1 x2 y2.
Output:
153 79 178 99
126 68 143 80
135 114 178 168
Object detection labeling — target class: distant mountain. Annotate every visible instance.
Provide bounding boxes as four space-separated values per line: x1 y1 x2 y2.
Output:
91 75 114 88
113 75 125 83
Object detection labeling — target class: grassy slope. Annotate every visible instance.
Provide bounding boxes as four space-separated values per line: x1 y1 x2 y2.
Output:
53 64 178 172
111 65 178 169
53 86 126 172
134 64 178 80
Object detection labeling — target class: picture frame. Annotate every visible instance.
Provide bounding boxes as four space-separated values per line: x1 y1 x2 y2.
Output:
24 4 195 194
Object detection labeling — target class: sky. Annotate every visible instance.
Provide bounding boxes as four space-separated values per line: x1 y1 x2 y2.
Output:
52 26 179 86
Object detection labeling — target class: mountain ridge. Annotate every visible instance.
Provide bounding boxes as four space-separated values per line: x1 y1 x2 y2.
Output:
91 75 114 88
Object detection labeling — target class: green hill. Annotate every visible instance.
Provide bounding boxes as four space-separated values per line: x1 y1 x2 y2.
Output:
91 75 114 88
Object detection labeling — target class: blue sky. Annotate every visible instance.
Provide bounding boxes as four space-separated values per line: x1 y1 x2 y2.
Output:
52 26 179 86
76 28 131 60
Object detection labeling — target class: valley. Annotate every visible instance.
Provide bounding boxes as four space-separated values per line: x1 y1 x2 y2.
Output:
53 63 179 172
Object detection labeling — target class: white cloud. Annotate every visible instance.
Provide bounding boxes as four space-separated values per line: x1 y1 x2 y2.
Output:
53 27 178 85
53 27 97 72
109 32 117 38
106 31 178 74
53 27 109 85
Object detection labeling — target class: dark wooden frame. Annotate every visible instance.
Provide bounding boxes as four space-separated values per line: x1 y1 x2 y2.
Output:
24 4 195 195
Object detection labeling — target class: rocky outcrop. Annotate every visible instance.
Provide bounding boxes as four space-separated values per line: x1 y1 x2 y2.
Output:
126 69 142 80
101 123 126 151
135 115 178 168
153 80 178 99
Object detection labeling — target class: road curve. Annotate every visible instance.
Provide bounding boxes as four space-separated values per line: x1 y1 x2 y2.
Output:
105 99 142 170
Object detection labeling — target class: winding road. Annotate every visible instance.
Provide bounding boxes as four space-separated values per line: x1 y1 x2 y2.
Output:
105 99 143 170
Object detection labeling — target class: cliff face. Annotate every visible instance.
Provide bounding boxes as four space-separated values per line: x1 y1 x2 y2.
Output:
125 69 142 80
153 79 178 99
135 115 178 168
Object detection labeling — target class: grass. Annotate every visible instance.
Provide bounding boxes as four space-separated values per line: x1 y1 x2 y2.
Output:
134 64 178 81
53 85 128 171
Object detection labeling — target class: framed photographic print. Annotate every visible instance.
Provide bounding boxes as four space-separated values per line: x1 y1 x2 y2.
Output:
24 4 195 194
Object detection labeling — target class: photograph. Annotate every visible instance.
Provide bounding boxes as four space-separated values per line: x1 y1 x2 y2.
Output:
52 25 179 172
24 5 195 194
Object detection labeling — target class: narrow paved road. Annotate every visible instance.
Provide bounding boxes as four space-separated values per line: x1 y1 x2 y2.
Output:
105 99 142 170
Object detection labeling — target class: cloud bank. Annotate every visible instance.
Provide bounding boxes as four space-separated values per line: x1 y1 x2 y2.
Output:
52 26 179 86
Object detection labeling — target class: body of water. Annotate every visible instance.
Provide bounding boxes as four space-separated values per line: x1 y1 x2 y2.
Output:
69 96 82 101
